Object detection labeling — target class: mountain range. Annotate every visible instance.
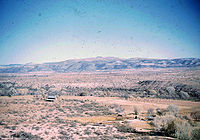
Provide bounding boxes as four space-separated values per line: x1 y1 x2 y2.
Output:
0 57 200 73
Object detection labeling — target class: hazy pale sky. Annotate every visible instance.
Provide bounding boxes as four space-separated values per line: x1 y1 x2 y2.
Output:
0 0 200 64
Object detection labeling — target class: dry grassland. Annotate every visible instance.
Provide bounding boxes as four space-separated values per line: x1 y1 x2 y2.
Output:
0 95 200 139
0 68 200 139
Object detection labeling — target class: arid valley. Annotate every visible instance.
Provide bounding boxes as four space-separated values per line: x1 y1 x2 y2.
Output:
1 0 200 139
0 63 200 139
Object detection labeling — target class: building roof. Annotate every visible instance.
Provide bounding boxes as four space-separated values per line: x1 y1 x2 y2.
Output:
48 95 56 99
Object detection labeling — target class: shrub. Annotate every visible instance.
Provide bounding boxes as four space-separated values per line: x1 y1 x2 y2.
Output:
115 105 124 114
133 106 140 115
147 108 154 115
167 104 179 116
154 114 194 139
175 119 192 140
79 92 88 96
11 131 42 139
84 129 91 135
115 124 136 133
191 128 200 140
191 111 200 121
120 94 130 100
153 114 176 136
156 108 164 115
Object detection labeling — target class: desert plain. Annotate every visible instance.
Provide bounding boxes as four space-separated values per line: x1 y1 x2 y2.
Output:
0 67 200 139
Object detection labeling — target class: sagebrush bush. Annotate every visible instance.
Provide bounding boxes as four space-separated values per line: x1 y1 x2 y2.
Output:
133 106 140 115
115 124 136 133
153 114 176 136
114 104 124 114
147 108 154 115
175 119 192 140
11 131 42 139
191 128 200 140
167 104 179 116
154 112 195 139
120 94 130 100
156 108 163 115
79 91 88 96
191 111 200 121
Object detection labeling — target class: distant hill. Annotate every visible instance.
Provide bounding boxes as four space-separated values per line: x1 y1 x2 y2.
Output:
0 64 22 67
0 57 200 73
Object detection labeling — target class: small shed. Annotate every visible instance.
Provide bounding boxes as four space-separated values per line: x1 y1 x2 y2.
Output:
146 116 154 121
46 95 56 102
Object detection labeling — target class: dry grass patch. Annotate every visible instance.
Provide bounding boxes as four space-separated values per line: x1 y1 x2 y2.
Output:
66 115 116 123
127 119 153 132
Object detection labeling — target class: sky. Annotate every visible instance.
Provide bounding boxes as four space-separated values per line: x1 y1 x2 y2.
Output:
0 0 200 64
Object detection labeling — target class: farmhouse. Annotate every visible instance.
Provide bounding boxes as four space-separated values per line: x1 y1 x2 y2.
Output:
46 95 56 102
